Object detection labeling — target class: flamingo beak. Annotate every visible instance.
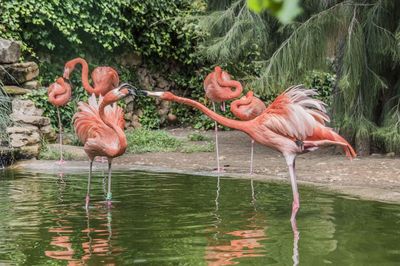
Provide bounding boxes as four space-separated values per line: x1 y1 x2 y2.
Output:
63 68 70 80
140 90 164 97
116 83 139 96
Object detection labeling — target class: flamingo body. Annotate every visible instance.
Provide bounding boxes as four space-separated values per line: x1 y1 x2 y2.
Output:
48 77 72 107
203 66 243 102
64 57 119 97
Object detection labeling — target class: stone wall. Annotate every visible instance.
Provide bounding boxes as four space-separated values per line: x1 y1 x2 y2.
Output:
0 38 55 159
118 54 177 129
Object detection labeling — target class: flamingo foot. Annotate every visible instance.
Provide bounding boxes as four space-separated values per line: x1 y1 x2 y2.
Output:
56 159 66 165
85 195 90 210
106 192 112 207
212 167 225 173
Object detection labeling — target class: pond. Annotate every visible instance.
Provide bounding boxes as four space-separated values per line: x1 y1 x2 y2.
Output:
0 169 399 265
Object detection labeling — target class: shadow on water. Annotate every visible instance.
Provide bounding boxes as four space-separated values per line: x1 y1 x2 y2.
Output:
0 169 399 265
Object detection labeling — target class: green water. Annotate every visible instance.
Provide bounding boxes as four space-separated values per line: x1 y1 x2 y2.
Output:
0 169 399 265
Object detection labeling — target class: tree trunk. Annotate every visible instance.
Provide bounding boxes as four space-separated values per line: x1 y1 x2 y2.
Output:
355 135 370 156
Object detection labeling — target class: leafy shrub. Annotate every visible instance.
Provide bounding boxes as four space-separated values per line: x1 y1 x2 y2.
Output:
0 82 12 143
0 0 201 64
304 71 336 107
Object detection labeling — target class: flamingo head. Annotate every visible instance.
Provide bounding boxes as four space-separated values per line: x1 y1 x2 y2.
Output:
63 64 72 80
103 83 138 104
214 66 222 73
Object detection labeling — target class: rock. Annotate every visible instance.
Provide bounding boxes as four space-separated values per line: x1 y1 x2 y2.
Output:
40 124 56 141
0 61 39 84
3 85 31 95
132 120 142 129
156 77 169 89
118 52 142 67
6 125 38 134
10 113 50 126
125 95 134 105
23 80 41 90
12 98 43 116
386 152 395 158
167 113 177 122
0 38 21 63
124 113 133 121
124 121 131 129
9 130 41 148
18 144 40 159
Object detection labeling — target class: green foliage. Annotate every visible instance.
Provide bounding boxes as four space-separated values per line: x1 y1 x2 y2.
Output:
0 0 201 64
304 71 335 107
0 82 12 143
187 132 211 141
181 142 214 153
247 0 302 24
39 142 75 160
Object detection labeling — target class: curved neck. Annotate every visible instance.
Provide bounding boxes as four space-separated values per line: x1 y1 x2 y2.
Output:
231 92 253 115
98 101 126 150
70 58 95 93
216 69 243 98
168 95 249 131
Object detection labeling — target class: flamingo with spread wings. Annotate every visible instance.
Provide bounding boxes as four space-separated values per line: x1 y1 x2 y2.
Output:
73 84 136 209
142 85 356 220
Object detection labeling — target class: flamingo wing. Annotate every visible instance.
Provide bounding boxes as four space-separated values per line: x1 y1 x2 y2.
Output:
104 103 125 130
260 85 330 140
73 94 108 144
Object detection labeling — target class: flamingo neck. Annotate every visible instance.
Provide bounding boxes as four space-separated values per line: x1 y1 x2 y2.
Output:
231 92 253 117
98 101 127 152
216 70 243 99
70 58 95 94
167 95 249 131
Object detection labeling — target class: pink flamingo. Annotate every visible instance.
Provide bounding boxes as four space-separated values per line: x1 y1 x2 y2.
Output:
142 86 356 220
63 57 119 97
48 77 72 165
73 84 136 209
204 66 243 172
230 91 266 174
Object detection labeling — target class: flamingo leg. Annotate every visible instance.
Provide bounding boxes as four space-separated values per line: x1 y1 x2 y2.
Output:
56 107 65 165
291 216 300 266
85 160 93 210
106 161 112 206
285 154 300 221
212 102 223 173
250 139 255 175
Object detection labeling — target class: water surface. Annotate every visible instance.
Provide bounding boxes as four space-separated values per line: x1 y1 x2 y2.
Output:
0 169 399 265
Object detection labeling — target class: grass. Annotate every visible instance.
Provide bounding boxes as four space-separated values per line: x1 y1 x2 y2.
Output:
39 141 75 160
126 128 214 154
187 132 211 141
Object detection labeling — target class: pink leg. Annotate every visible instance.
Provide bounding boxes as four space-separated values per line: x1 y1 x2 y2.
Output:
106 160 112 207
85 161 93 210
56 107 65 165
291 215 300 265
212 102 224 173
220 102 226 112
285 154 300 221
250 139 255 175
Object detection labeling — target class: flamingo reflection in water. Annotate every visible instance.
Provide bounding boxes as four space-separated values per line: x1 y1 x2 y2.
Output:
206 178 300 266
205 178 267 265
45 204 122 265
